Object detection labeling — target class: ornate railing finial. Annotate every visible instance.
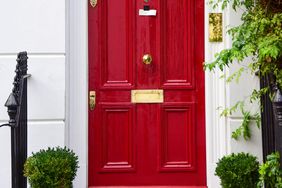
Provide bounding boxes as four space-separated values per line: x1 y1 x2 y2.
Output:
0 51 30 188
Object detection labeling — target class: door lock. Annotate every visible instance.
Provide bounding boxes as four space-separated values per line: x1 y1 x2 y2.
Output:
89 91 96 111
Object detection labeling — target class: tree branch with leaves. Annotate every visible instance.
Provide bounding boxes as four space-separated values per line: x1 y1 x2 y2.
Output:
205 0 282 140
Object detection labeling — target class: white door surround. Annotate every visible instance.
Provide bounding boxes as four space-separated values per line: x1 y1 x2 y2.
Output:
66 1 231 187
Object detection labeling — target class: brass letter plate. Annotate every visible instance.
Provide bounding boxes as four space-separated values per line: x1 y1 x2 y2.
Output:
131 90 164 103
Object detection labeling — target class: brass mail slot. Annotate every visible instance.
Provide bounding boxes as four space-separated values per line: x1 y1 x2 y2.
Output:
131 90 164 103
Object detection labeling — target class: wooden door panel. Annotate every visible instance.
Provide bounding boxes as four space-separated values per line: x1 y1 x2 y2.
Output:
100 0 135 88
160 104 195 172
136 0 160 88
165 90 196 102
99 91 131 102
161 0 195 89
99 104 136 173
89 0 206 186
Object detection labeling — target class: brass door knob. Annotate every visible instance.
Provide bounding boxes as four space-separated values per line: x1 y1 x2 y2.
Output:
143 54 153 65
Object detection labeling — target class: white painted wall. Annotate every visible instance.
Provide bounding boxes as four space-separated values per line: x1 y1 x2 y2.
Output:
0 0 263 188
205 3 263 188
226 9 263 161
0 0 65 187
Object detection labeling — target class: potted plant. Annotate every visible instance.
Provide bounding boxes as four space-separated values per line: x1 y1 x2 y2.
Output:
24 147 79 188
215 152 260 188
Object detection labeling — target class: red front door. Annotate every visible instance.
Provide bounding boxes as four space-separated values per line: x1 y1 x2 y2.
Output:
88 0 206 187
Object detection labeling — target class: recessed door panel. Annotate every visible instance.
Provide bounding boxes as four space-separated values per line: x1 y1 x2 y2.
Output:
100 0 135 88
161 0 195 88
160 104 195 171
100 104 135 172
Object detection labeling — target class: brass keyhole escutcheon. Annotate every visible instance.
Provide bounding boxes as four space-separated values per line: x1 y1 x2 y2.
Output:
143 54 153 65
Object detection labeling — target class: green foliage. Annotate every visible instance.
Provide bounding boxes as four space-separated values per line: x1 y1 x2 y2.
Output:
258 152 282 188
231 110 260 140
219 100 260 140
24 147 79 188
215 152 260 188
205 0 282 140
209 0 255 10
205 8 282 74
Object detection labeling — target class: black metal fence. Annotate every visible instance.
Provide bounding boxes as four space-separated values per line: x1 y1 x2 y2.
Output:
261 74 282 164
261 75 275 160
0 52 30 188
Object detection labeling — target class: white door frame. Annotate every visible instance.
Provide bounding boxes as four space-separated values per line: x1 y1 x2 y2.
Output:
66 0 88 187
66 0 229 187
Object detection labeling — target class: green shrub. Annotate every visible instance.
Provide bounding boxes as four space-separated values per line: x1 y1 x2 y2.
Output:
258 152 282 188
215 152 259 188
24 147 79 188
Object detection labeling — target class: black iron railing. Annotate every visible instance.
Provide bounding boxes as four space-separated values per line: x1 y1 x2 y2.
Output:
0 52 30 188
261 75 275 160
261 74 282 164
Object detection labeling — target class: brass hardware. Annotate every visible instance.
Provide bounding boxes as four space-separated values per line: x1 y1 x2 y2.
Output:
209 13 223 42
142 54 153 65
89 91 96 110
90 0 97 8
131 90 164 103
